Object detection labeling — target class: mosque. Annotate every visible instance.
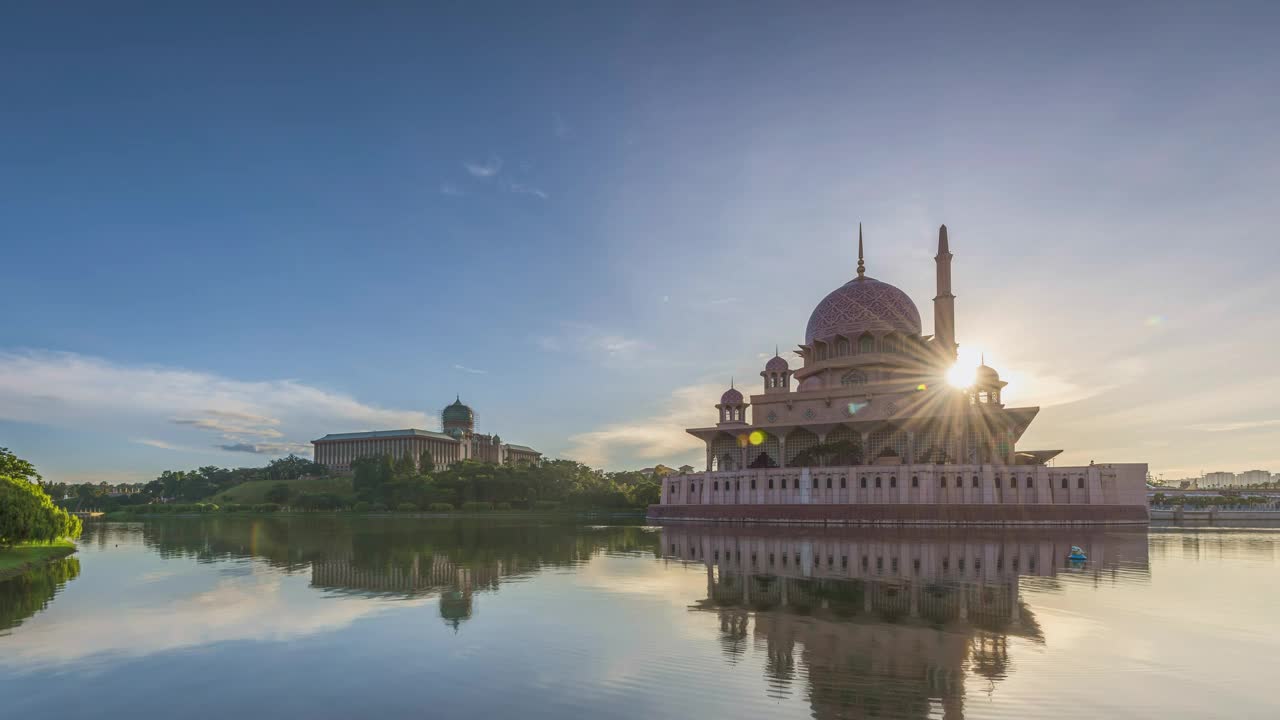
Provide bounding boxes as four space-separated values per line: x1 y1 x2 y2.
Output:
649 225 1148 524
312 397 541 473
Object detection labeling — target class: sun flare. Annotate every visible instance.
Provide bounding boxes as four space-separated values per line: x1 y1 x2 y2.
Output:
946 362 977 388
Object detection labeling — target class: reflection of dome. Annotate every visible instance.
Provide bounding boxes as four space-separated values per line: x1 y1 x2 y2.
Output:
439 590 472 630
765 355 789 372
804 276 922 344
720 387 744 405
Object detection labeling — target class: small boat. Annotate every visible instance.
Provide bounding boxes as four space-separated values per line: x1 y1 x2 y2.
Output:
1067 545 1088 561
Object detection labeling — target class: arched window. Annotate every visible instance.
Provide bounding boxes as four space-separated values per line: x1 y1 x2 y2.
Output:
858 334 874 353
840 477 847 489
1078 477 1085 489
972 475 979 488
875 476 882 488
889 476 897 488
841 370 868 386
860 477 867 488
1026 476 1033 488
911 475 919 487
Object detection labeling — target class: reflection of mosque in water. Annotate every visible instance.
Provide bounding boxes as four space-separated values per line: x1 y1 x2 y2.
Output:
663 527 1149 719
311 553 533 630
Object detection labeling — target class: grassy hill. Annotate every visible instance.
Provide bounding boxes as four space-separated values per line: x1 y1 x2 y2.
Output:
209 476 354 505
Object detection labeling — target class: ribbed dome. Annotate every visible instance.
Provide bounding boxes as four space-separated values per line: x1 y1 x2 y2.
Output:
719 387 744 405
442 397 474 423
765 354 789 372
805 276 922 344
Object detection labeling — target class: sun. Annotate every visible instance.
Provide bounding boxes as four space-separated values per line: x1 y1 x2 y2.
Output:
946 362 977 388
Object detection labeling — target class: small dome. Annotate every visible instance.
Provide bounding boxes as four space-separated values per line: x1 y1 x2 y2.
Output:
720 387 744 405
976 364 1000 384
765 354 790 372
805 276 922 344
797 375 824 391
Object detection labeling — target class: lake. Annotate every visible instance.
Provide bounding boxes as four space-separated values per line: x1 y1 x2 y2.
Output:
2 518 1278 719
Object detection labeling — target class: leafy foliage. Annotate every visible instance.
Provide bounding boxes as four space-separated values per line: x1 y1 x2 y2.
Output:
1 454 82 546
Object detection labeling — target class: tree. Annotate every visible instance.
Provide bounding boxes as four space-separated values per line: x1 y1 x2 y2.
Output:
264 483 291 505
419 450 435 473
0 447 42 483
2 471 82 546
393 453 417 477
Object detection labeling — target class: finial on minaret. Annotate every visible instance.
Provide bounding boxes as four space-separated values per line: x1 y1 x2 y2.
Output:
981 352 985 366
937 224 950 256
730 376 734 389
857 223 866 278
775 344 779 357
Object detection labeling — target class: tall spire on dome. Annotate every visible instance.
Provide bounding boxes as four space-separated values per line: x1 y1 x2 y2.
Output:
856 223 866 278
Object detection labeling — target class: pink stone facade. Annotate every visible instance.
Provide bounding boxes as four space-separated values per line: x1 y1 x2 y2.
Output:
654 225 1148 524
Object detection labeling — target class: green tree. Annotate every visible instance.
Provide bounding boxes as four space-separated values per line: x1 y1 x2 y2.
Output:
1 475 82 546
419 450 435 473
393 453 417 477
0 447 42 483
264 483 291 505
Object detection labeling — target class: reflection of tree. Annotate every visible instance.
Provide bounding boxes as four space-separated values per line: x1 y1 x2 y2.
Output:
0 556 80 632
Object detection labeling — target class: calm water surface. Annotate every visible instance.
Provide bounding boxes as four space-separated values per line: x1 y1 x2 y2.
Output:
2 519 1278 719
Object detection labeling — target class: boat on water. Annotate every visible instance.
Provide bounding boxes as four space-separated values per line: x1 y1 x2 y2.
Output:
1068 545 1088 561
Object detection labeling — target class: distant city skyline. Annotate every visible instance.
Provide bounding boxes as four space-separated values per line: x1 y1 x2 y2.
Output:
3 2 1278 483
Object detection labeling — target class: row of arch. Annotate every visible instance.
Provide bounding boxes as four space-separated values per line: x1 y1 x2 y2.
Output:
808 331 927 362
709 423 1016 471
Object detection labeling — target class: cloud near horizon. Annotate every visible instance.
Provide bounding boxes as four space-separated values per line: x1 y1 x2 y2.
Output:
564 384 714 468
0 350 433 466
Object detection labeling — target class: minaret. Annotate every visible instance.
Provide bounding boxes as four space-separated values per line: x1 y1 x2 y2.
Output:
933 224 957 360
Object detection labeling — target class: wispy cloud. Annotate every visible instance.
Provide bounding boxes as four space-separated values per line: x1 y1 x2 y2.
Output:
564 384 712 468
453 364 487 375
1189 419 1280 433
707 297 739 306
463 155 502 178
0 350 433 466
439 182 464 196
133 438 187 451
507 182 548 199
534 322 649 358
218 442 313 456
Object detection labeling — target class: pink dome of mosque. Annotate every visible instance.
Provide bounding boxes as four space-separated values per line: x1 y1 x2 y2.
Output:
720 387 744 405
804 276 922 344
765 354 789 372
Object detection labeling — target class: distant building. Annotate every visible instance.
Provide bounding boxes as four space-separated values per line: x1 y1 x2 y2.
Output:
1201 472 1237 489
1236 470 1272 487
313 397 540 473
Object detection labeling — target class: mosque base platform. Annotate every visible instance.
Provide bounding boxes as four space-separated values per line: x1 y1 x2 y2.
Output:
647 503 1149 526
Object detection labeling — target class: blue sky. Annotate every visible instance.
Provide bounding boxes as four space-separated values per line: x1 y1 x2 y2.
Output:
3 1 1278 483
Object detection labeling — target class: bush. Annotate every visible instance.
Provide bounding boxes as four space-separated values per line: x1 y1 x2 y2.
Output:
532 500 562 511
352 501 371 513
494 502 512 510
0 475 83 546
428 502 454 512
264 483 291 505
396 502 418 512
461 501 493 512
370 502 388 512
252 503 280 513
295 493 342 511
222 503 249 512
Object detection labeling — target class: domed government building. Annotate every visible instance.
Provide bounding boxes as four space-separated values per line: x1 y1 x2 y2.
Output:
649 226 1148 525
312 397 541 473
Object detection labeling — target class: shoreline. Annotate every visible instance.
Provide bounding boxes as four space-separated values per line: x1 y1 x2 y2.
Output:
0 540 78 581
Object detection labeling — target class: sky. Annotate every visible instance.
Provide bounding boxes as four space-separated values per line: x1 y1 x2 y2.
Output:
2 1 1278 484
